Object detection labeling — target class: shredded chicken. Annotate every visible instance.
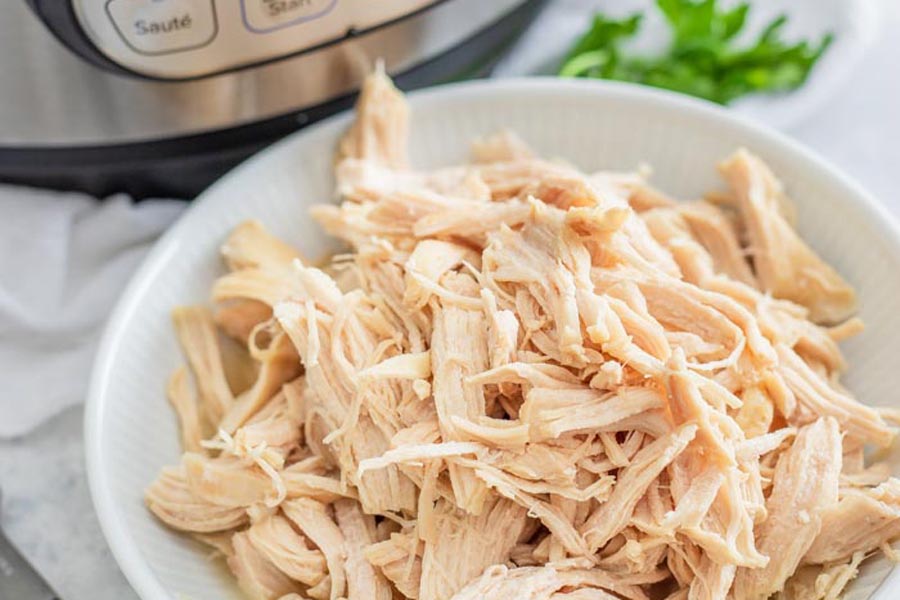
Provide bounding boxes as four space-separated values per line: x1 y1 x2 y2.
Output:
718 151 857 324
146 70 899 600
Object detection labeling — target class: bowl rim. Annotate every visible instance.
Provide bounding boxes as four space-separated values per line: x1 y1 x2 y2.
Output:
84 76 900 600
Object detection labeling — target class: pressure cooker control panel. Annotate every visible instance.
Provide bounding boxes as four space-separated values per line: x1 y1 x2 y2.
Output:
72 0 438 79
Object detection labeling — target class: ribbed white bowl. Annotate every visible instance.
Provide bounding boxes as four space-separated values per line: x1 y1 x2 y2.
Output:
85 78 900 600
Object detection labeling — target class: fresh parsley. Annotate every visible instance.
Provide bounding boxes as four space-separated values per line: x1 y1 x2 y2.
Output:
558 0 833 105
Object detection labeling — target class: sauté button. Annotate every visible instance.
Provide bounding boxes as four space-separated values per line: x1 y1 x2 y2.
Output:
106 0 217 55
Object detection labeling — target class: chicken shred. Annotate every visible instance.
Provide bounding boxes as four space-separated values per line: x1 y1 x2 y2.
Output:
732 418 842 599
146 70 899 600
719 151 857 324
166 366 205 453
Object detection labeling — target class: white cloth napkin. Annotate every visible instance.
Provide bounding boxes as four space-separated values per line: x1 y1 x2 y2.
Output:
0 189 182 599
0 188 183 437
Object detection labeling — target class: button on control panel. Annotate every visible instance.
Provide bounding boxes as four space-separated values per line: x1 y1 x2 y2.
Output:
240 0 338 33
105 0 217 55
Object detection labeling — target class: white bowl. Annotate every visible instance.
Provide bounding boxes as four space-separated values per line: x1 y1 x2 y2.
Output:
85 78 900 600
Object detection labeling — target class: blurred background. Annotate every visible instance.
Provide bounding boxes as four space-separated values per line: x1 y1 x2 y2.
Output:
0 0 898 598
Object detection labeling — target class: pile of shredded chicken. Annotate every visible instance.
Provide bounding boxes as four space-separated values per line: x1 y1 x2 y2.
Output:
147 70 900 600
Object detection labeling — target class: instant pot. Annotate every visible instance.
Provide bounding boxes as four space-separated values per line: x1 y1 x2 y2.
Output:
1 0 545 198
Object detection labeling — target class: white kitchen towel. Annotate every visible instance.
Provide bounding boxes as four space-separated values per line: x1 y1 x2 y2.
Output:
0 187 183 437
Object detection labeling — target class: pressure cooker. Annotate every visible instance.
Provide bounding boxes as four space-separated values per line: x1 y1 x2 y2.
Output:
1 0 545 198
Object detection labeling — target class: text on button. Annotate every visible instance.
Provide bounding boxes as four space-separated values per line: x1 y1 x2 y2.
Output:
106 0 217 55
241 0 337 33
135 14 193 36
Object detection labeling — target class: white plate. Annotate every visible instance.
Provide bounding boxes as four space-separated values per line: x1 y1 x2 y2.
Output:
86 78 900 600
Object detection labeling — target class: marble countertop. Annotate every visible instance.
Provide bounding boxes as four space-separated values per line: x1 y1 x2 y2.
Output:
1 1 899 598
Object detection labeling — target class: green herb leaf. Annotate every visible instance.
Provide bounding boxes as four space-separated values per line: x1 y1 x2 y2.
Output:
720 3 749 40
562 13 642 64
558 0 833 105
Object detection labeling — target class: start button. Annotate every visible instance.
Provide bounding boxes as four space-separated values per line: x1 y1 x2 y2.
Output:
241 0 337 33
106 0 217 55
